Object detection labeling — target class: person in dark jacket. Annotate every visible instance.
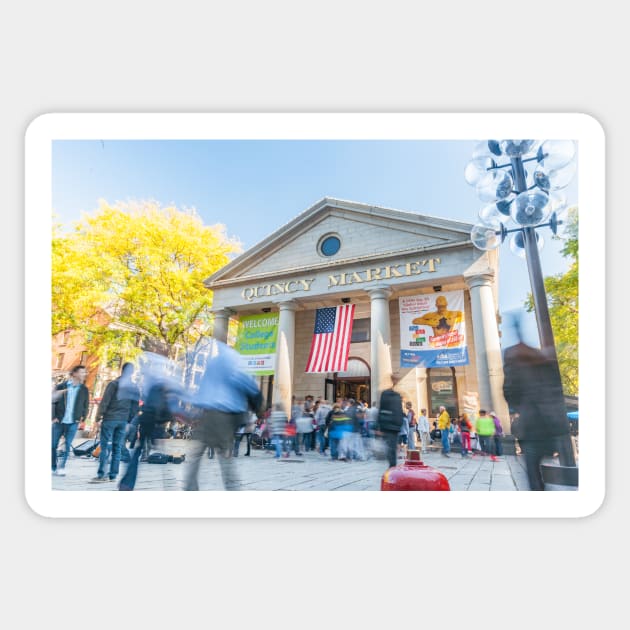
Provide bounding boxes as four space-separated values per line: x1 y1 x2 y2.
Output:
90 362 140 483
119 355 183 491
52 365 89 476
376 376 404 468
503 341 572 490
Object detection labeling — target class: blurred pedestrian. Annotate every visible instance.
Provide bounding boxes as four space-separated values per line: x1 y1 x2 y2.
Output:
90 362 140 484
450 420 462 452
417 408 430 454
376 376 404 468
183 340 262 490
233 412 256 457
475 409 497 461
365 401 379 439
397 404 410 460
296 409 314 453
291 396 303 424
459 412 472 457
328 404 353 461
52 365 89 477
490 411 504 457
437 405 451 457
284 416 301 457
503 339 573 490
405 401 417 450
119 358 179 491
341 398 365 461
268 402 288 458
314 399 331 454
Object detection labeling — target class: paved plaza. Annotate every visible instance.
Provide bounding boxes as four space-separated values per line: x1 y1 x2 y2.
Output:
51 437 555 491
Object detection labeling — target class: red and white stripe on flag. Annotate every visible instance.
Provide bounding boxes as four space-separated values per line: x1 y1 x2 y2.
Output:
305 304 355 373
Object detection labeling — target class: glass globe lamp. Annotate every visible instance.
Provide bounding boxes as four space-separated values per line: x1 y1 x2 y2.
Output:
475 169 513 202
533 159 577 192
499 139 536 157
510 190 551 227
471 223 503 251
536 140 576 170
464 157 495 186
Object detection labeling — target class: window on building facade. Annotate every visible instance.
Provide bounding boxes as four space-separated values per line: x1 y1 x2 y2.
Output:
56 353 65 369
62 331 70 345
351 318 370 343
318 234 341 257
80 351 88 365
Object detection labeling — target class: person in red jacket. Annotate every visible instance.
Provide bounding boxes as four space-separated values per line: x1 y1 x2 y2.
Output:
283 416 301 457
459 413 472 457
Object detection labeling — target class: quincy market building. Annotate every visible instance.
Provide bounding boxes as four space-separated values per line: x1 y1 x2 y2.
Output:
205 198 510 429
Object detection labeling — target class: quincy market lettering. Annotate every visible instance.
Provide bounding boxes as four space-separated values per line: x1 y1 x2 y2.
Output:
241 258 441 302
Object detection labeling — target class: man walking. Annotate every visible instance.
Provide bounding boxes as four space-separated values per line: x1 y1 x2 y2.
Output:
184 340 262 490
503 338 573 490
376 376 404 468
437 405 451 457
90 362 140 483
52 365 89 476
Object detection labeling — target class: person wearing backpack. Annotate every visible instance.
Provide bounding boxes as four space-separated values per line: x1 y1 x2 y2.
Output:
90 362 140 484
375 376 404 468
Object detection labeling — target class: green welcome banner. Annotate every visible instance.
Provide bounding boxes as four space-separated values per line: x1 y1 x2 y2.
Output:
235 313 279 375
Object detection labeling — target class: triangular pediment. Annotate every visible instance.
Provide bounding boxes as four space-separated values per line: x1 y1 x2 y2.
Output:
205 198 474 287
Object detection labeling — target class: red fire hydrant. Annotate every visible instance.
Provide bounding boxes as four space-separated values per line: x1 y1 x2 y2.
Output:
380 449 450 491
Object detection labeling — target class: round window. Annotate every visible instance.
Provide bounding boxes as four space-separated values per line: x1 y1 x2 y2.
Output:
319 235 341 257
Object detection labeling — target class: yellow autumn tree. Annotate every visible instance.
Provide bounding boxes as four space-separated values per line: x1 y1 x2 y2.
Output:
52 201 241 379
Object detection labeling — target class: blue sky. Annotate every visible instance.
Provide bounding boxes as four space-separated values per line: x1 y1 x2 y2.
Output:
52 139 578 346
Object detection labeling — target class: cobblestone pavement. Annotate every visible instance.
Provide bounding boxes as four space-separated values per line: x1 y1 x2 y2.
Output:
52 438 536 491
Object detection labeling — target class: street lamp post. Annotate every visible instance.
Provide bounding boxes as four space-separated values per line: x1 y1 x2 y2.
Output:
510 155 557 355
465 139 577 468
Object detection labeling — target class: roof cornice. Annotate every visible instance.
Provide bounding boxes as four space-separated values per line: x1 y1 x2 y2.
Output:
206 239 472 289
205 197 474 286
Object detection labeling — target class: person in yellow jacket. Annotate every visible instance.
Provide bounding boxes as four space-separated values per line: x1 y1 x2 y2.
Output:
437 405 451 457
475 409 499 461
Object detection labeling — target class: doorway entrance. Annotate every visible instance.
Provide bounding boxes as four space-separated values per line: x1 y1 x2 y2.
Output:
427 367 458 418
335 378 370 404
325 357 371 404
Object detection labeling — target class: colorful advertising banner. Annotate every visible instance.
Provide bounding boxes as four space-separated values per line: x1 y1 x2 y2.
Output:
234 313 279 375
399 290 469 368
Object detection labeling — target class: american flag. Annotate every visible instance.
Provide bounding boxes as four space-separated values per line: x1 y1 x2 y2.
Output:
305 304 355 373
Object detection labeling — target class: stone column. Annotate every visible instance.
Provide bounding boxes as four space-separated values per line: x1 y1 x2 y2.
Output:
415 367 429 415
212 308 234 344
367 286 393 402
272 300 297 414
464 271 510 432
